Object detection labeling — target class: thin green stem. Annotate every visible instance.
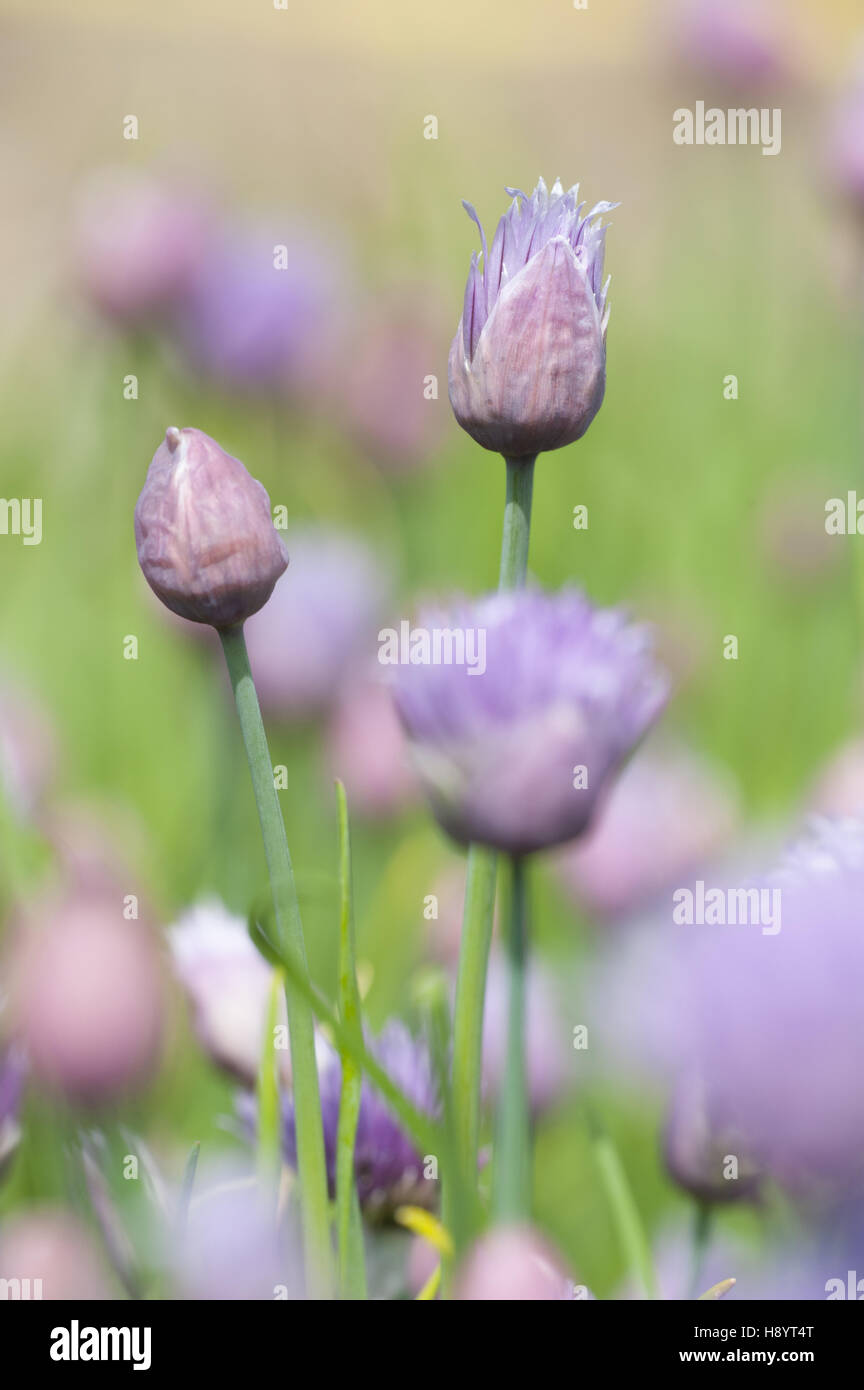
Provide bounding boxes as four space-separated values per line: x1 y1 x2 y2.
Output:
492 855 530 1221
499 456 536 589
445 454 537 1257
219 625 332 1297
688 1200 714 1300
334 781 367 1301
589 1111 659 1300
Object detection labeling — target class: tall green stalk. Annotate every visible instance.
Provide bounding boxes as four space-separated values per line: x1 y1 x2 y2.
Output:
219 625 332 1296
446 455 536 1250
491 854 530 1221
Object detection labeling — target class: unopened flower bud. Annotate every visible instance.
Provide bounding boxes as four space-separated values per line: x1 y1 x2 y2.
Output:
134 427 288 629
448 178 615 459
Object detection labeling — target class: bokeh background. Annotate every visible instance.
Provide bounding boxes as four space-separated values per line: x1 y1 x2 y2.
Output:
2 0 864 1299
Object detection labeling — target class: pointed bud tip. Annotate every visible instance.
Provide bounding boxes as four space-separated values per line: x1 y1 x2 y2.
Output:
165 426 182 453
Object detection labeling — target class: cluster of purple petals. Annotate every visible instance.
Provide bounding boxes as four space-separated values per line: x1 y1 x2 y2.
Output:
392 589 667 751
460 178 616 360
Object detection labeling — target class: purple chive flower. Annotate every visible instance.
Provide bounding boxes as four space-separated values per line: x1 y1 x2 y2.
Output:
601 818 864 1188
135 427 288 630
448 178 615 459
244 527 388 719
555 739 739 921
391 589 668 856
282 1022 439 1219
176 225 343 397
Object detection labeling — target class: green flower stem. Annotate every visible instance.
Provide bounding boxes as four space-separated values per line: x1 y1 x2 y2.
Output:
446 454 537 1254
219 625 332 1297
334 781 367 1301
589 1111 659 1300
491 854 531 1221
499 455 536 589
688 1200 714 1300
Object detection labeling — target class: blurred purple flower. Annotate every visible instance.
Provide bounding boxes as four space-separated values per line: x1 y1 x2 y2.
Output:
449 178 615 458
168 899 288 1087
175 1166 303 1300
482 954 571 1112
282 1021 439 1219
599 818 864 1187
555 739 738 921
671 0 787 87
663 1069 761 1206
244 526 388 719
176 225 343 396
10 892 164 1105
73 168 211 328
391 589 668 855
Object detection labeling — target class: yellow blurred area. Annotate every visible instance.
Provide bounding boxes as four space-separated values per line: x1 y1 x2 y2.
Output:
0 0 861 74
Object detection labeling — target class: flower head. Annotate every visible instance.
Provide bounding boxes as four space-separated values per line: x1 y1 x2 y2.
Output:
449 178 615 458
134 426 288 629
391 589 668 855
282 1021 439 1219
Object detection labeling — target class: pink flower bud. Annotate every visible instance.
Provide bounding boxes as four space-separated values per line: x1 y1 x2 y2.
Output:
456 1225 585 1300
0 1208 115 1299
11 895 164 1105
134 427 288 629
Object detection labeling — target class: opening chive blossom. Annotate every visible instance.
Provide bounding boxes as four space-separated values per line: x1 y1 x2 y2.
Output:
448 178 617 458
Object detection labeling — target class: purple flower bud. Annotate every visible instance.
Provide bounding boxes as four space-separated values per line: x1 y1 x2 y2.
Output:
134 427 288 629
391 590 668 855
281 1022 439 1219
448 179 615 458
456 1225 586 1300
663 1070 761 1206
